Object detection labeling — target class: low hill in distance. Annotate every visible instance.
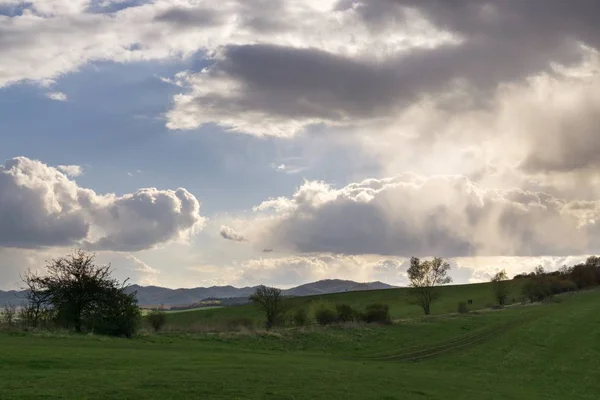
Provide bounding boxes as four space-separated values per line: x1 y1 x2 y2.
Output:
0 279 396 308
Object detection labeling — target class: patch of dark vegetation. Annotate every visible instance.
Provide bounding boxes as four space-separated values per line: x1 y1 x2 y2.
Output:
457 302 469 314
362 303 391 324
514 257 600 303
315 305 338 326
147 307 167 332
292 308 308 327
2 250 141 338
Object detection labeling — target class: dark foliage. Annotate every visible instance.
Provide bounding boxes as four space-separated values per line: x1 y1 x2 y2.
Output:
457 301 469 314
362 303 391 324
21 250 141 337
335 304 360 322
407 257 452 315
292 308 309 327
315 307 338 326
516 257 600 303
147 306 168 332
249 285 289 329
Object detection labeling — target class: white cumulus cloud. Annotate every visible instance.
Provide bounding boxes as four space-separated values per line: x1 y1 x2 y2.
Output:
0 156 206 251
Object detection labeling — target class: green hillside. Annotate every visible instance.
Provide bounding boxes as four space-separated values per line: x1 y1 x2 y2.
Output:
164 280 526 329
1 288 598 399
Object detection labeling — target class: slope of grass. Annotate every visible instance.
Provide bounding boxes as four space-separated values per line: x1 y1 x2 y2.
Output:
164 280 526 329
1 288 597 399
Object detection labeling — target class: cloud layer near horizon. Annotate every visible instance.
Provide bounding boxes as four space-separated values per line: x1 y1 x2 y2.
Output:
239 175 600 258
0 157 205 251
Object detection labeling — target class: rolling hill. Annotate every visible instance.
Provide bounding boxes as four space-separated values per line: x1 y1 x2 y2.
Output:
2 284 598 399
0 279 396 307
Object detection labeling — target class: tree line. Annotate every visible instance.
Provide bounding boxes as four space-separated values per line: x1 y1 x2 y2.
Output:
3 250 600 336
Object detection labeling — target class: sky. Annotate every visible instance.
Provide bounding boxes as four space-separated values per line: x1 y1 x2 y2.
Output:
1 0 600 290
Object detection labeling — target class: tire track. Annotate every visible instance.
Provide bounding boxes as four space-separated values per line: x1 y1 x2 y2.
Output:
364 316 533 363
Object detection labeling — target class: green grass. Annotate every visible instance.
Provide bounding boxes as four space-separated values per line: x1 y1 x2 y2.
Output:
1 288 598 399
164 281 525 329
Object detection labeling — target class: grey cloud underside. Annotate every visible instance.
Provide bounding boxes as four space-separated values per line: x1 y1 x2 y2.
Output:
170 0 600 133
219 225 246 242
153 6 224 27
256 175 600 258
0 157 205 251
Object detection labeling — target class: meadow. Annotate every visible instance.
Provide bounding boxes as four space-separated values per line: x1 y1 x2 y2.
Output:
1 283 598 399
163 280 526 330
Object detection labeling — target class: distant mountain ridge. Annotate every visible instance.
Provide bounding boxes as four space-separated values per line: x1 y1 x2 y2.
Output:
0 279 396 307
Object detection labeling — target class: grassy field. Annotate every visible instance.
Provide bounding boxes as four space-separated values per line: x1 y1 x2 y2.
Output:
1 287 598 399
164 280 526 329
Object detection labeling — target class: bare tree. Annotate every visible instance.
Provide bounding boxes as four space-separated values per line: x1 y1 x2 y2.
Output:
19 270 51 328
491 269 509 306
249 285 289 329
407 257 452 315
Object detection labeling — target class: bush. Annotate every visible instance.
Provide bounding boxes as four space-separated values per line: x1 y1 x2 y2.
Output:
292 308 309 327
548 278 577 295
522 278 552 302
315 307 338 326
457 301 469 314
362 303 391 324
91 289 141 338
335 304 360 322
309 300 337 326
147 308 167 332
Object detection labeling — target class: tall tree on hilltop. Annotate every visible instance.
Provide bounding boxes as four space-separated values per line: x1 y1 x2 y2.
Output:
407 257 452 315
491 269 509 306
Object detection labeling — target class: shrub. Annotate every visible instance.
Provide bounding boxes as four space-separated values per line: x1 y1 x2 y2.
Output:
293 308 309 327
457 301 469 314
362 303 391 324
522 278 552 302
315 307 338 326
335 304 360 322
147 308 168 332
309 300 337 326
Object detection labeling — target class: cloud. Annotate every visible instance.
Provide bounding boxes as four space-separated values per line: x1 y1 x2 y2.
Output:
0 0 450 88
0 157 205 251
226 254 409 288
96 252 160 286
164 1 600 136
45 91 67 101
57 164 82 177
219 225 246 242
84 187 206 251
249 174 600 258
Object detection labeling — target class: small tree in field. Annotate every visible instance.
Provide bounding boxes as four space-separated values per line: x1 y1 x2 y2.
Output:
491 270 509 306
407 257 452 315
249 285 289 330
22 250 141 337
147 305 168 332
